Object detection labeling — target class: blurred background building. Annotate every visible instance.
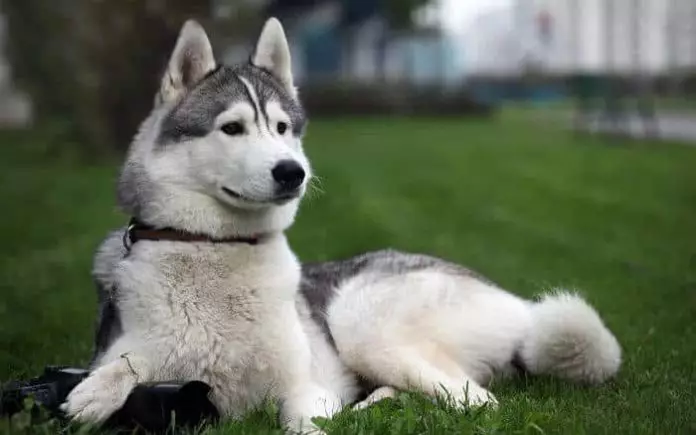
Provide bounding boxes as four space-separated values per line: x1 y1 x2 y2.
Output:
0 0 695 148
213 0 696 81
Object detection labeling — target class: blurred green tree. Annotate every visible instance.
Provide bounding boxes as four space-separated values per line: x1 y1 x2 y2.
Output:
3 0 212 154
2 0 435 154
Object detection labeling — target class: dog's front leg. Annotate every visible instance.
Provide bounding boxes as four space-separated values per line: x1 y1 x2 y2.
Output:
275 307 342 434
280 382 340 434
61 352 152 424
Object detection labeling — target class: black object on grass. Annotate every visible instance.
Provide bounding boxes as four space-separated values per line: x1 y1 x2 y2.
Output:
1 366 219 433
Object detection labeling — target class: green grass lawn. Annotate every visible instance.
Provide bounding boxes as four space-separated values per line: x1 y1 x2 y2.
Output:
1 113 695 434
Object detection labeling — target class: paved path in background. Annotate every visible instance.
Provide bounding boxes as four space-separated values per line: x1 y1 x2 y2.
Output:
577 111 696 144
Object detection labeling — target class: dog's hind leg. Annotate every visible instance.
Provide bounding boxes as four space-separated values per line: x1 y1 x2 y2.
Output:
353 386 398 410
327 271 509 410
344 344 497 409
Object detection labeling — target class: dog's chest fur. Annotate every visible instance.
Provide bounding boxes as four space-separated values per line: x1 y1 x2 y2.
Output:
111 236 300 413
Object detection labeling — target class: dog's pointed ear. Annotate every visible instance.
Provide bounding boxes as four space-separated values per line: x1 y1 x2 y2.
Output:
251 18 295 95
157 20 216 105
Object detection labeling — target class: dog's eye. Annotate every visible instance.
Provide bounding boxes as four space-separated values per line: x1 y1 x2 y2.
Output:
276 121 288 135
221 122 245 136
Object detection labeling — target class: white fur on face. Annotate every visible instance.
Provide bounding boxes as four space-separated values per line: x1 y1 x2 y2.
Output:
148 100 309 214
212 101 309 210
118 18 308 238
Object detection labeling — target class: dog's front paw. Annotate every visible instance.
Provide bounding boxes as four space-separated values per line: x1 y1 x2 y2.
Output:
453 383 498 409
285 418 326 435
60 361 138 424
282 385 341 434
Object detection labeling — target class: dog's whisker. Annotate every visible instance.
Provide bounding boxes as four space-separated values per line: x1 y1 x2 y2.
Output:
305 176 326 200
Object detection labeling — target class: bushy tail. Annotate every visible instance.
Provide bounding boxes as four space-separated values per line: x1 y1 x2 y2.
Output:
519 291 622 384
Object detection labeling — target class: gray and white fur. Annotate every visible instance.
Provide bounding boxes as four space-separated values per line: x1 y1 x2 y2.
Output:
62 18 622 433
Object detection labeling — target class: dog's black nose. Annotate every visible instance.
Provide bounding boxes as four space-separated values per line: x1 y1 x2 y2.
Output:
271 160 305 191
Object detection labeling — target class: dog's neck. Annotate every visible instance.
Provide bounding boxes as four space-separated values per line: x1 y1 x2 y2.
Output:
120 184 299 240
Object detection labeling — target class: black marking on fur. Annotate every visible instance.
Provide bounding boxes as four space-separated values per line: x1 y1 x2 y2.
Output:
511 351 528 376
235 73 259 125
157 64 306 145
300 255 372 347
353 376 380 403
92 285 123 365
203 64 223 80
240 73 270 132
241 65 305 136
316 249 493 281
300 249 496 352
90 230 129 365
252 76 272 133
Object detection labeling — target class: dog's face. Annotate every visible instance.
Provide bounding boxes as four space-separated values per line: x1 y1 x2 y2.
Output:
154 62 309 211
119 19 310 236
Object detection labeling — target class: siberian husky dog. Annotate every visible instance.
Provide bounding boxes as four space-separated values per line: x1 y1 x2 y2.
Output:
62 17 622 433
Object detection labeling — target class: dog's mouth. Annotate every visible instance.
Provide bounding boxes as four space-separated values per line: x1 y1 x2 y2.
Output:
220 186 299 206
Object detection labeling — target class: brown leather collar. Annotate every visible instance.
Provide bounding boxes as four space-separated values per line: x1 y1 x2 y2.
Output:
123 218 260 250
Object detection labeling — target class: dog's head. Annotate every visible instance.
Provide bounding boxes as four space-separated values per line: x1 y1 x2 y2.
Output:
118 18 309 238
